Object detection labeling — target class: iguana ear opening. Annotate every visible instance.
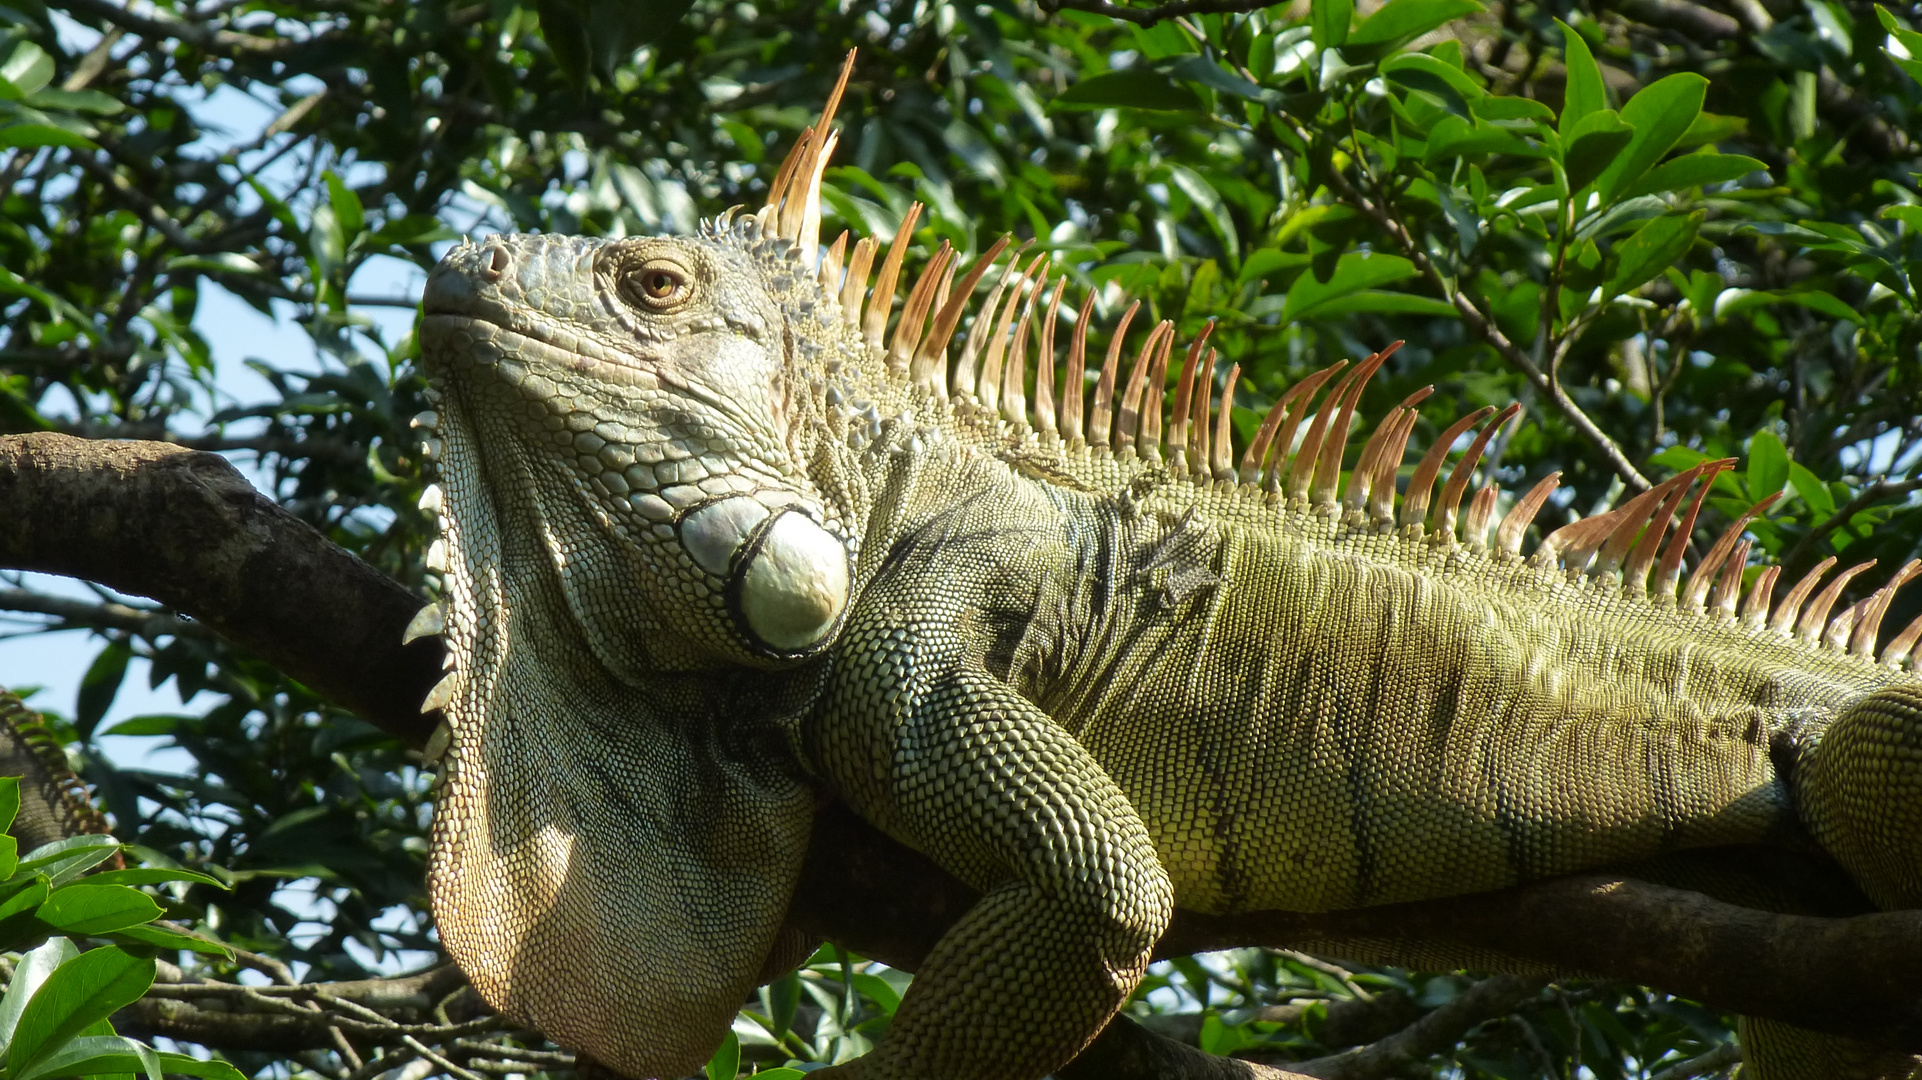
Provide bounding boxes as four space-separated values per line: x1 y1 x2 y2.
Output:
426 408 812 1080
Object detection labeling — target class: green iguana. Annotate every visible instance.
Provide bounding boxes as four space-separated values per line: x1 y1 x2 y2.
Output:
413 55 1922 1080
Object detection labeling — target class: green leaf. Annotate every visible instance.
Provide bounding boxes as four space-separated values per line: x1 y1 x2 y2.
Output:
11 1035 166 1080
1575 195 1667 242
325 173 364 242
22 89 121 116
82 868 225 890
7 947 154 1078
850 973 902 1016
1562 110 1634 194
1381 52 1483 119
1671 111 1747 152
1621 153 1767 199
1776 289 1861 322
767 971 800 1038
1280 252 1418 322
17 839 123 888
0 939 80 1058
1295 290 1459 318
1348 0 1483 50
1470 95 1556 122
1425 114 1539 160
0 876 50 922
0 42 53 98
36 886 163 936
1052 69 1201 111
1556 20 1606 134
1167 164 1238 263
367 214 456 247
1789 462 1835 518
75 641 131 742
1648 446 1712 473
103 923 232 959
1748 430 1790 499
0 775 20 838
1596 73 1708 204
150 1051 245 1080
1604 211 1703 301
91 716 183 739
1311 0 1352 48
1168 56 1270 103
703 1030 738 1080
0 123 98 151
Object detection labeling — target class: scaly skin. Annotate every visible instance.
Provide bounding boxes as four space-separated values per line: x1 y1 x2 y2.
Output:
416 217 1922 1080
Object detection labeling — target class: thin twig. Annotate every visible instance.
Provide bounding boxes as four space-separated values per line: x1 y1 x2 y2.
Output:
0 588 210 640
1648 1042 1744 1080
1779 477 1922 571
1038 0 1283 26
452 1041 576 1067
1280 975 1551 1079
1298 118 1651 490
401 1035 490 1080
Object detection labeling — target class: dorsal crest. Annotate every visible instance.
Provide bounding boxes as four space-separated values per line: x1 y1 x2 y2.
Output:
748 51 1922 672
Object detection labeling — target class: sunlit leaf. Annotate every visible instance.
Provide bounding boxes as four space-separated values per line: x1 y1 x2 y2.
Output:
1748 430 1791 499
1279 253 1418 323
6 947 154 1078
1348 0 1483 51
1604 211 1703 301
1621 153 1768 199
36 886 164 936
1597 73 1709 203
1556 19 1607 133
1562 110 1635 194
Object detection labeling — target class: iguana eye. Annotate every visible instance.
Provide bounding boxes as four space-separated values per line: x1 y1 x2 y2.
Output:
622 260 691 311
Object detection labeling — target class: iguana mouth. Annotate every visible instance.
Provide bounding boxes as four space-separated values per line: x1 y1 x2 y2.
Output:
420 237 645 381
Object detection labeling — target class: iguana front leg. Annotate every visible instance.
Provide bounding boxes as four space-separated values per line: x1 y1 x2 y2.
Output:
808 605 1174 1080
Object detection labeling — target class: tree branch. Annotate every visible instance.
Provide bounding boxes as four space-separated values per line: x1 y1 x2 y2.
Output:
1778 477 1922 574
1284 975 1552 1078
0 433 442 746
0 586 212 642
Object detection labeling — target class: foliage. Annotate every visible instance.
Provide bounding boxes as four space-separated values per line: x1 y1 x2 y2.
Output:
0 0 1918 1074
0 777 240 1080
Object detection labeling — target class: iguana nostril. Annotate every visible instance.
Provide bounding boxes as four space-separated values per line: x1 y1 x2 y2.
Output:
483 243 510 282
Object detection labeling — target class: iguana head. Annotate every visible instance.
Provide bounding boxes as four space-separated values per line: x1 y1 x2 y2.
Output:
419 227 854 670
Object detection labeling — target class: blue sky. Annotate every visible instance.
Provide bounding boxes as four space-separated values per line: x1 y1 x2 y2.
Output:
1 62 436 773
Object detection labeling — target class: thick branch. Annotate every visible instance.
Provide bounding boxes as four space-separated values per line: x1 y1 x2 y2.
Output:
0 433 442 747
792 802 1922 1051
1285 975 1551 1078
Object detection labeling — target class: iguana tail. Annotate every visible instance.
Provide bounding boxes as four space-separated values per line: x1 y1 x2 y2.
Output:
0 687 115 851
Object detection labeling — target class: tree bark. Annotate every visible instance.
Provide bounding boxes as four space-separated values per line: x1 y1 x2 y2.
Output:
6 432 1922 1063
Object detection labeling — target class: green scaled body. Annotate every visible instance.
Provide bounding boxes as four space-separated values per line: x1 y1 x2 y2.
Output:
413 65 1922 1080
